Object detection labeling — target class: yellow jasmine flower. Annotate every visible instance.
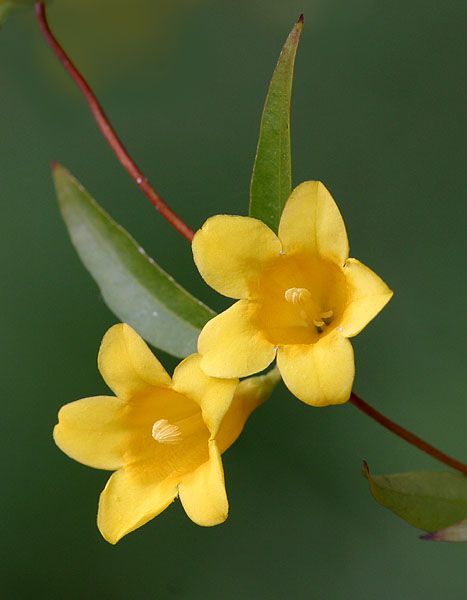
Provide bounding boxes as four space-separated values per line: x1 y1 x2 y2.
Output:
54 323 269 544
192 181 393 407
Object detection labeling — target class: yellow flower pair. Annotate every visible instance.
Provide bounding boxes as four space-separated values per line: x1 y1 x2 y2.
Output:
55 181 392 543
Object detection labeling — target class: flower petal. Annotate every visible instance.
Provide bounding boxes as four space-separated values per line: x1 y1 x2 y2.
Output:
172 354 238 437
53 396 129 470
192 215 282 299
277 334 355 406
341 258 393 337
97 465 178 544
278 181 349 264
216 368 280 453
178 441 228 527
98 323 171 400
198 300 276 378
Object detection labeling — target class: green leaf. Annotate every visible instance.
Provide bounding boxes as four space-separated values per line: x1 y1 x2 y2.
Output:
249 15 303 232
363 462 467 532
0 2 16 25
421 518 467 542
0 0 35 26
54 164 215 358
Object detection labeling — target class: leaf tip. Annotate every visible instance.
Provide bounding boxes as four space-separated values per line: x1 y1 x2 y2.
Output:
361 460 370 478
419 519 467 543
51 162 70 184
51 162 68 187
419 532 436 542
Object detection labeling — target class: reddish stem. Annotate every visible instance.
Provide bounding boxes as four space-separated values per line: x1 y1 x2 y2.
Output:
35 1 194 242
350 393 467 475
34 2 465 476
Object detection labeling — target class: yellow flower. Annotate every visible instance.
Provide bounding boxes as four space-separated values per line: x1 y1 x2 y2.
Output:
192 181 393 407
54 323 270 544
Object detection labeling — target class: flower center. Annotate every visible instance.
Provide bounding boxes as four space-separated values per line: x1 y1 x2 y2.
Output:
151 419 182 444
284 287 334 333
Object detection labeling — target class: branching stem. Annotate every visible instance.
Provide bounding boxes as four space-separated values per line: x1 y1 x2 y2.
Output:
35 2 466 475
35 1 194 242
350 393 467 474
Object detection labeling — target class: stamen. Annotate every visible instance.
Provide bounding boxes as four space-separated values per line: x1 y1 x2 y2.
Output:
285 289 335 333
151 419 181 444
285 287 311 305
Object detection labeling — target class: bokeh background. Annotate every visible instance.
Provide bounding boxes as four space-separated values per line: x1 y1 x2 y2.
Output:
1 1 466 598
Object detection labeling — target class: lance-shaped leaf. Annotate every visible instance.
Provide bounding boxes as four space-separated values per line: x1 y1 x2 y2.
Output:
0 0 35 26
363 462 467 533
421 518 467 542
249 15 303 232
54 165 215 358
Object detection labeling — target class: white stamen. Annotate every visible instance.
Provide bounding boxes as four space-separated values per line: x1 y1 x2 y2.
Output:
151 419 181 444
320 310 333 319
285 287 311 305
313 319 325 328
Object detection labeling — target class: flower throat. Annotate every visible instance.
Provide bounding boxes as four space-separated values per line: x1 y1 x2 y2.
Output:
284 287 333 333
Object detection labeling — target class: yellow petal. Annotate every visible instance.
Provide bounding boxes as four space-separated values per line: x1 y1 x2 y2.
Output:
129 421 211 487
341 258 393 337
192 215 282 299
198 300 276 378
217 368 281 454
97 465 178 544
178 441 228 527
98 323 171 400
277 334 355 406
172 354 238 437
53 396 129 470
278 181 349 264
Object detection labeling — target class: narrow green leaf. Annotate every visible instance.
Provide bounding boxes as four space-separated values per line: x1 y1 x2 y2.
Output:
54 164 215 358
0 2 17 25
421 518 467 542
0 0 35 26
249 15 303 232
363 462 467 532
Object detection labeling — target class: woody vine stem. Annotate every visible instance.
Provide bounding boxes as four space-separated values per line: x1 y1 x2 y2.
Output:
35 3 194 241
35 1 467 475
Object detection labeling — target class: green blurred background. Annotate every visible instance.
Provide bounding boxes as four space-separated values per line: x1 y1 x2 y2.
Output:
1 1 466 598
